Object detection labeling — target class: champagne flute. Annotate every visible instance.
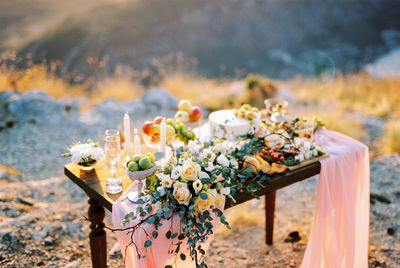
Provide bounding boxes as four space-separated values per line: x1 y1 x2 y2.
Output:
104 129 122 194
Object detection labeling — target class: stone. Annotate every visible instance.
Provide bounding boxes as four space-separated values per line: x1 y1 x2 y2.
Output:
284 231 301 243
140 87 177 110
43 236 57 246
64 261 81 268
0 170 19 182
7 90 67 124
387 226 396 236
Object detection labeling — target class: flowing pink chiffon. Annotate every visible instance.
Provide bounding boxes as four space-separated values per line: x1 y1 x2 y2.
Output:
112 180 225 268
301 129 370 268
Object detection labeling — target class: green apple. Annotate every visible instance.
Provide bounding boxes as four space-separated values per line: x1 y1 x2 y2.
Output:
128 161 139 171
178 100 192 112
131 154 142 162
139 157 153 170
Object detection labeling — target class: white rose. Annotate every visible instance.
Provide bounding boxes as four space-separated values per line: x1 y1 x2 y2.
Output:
181 161 201 182
200 148 216 163
216 154 229 167
188 140 200 154
192 179 203 194
171 165 183 180
205 163 215 172
199 171 210 180
161 176 173 188
194 189 216 213
92 147 104 160
173 181 192 206
220 187 230 196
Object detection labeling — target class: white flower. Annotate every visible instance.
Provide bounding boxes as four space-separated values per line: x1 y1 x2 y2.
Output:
213 143 226 154
216 154 230 167
171 165 183 180
205 162 215 172
161 176 173 188
188 140 200 154
192 179 203 194
229 159 238 169
157 186 167 196
199 171 210 180
178 157 185 165
92 147 104 160
220 187 230 196
71 153 83 164
200 148 216 163
173 181 192 205
313 149 318 156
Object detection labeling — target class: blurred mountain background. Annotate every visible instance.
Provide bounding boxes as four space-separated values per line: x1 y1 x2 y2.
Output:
1 0 400 79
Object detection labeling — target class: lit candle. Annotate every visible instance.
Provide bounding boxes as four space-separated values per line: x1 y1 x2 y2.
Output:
134 128 141 155
160 119 166 153
124 112 131 155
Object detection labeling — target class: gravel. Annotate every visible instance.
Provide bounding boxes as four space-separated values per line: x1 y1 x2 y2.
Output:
0 90 399 267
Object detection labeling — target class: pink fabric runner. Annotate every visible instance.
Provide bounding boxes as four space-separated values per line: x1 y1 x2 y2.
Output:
112 181 224 268
301 129 370 268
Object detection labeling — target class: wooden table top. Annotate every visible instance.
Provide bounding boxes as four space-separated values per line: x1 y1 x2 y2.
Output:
64 146 321 211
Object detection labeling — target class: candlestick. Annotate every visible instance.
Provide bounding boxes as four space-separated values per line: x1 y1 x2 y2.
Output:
134 128 141 155
124 112 132 155
160 119 166 153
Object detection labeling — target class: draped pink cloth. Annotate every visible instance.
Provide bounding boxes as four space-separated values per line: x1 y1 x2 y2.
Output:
112 181 225 268
301 129 370 268
112 129 370 268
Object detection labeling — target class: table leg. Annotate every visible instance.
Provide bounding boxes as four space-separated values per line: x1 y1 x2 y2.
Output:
265 190 276 245
88 198 107 268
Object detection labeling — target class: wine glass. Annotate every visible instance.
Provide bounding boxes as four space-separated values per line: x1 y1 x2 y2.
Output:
104 129 122 194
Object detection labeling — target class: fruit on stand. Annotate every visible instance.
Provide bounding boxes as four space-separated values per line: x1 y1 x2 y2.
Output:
166 125 176 141
174 111 190 123
127 154 155 171
178 100 193 113
189 106 202 121
234 104 259 120
174 100 203 124
142 121 155 136
142 115 196 145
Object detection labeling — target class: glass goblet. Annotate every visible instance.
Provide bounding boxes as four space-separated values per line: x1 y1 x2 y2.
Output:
104 129 122 194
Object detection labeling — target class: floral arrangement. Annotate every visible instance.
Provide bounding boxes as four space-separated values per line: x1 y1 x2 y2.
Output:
62 140 104 166
122 139 238 267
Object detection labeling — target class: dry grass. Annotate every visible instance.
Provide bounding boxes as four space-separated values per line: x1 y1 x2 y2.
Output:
159 73 241 110
0 56 86 98
286 72 400 119
379 120 400 154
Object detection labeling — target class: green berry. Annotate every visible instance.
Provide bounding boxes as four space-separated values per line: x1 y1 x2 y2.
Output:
128 161 139 171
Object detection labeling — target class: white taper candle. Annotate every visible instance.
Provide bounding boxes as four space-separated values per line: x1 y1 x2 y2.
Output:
124 112 131 155
160 119 166 153
134 128 141 155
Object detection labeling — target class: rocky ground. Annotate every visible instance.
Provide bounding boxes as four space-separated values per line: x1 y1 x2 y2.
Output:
0 90 399 267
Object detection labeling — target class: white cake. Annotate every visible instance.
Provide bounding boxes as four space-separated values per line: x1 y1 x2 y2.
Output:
208 109 251 139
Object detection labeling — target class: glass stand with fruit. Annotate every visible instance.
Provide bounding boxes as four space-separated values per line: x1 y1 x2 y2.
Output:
125 153 157 202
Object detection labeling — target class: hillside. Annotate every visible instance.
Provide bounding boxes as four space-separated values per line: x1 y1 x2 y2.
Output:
1 0 400 78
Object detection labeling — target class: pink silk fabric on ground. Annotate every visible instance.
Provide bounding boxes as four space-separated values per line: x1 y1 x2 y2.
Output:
112 181 225 268
301 129 370 268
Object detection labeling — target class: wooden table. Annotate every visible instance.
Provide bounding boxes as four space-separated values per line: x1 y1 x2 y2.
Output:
64 155 320 268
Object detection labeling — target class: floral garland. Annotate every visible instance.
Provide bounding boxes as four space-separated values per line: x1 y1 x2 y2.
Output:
122 139 239 267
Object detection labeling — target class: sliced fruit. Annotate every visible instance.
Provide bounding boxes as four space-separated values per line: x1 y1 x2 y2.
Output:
260 161 271 174
243 157 260 173
271 163 288 173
